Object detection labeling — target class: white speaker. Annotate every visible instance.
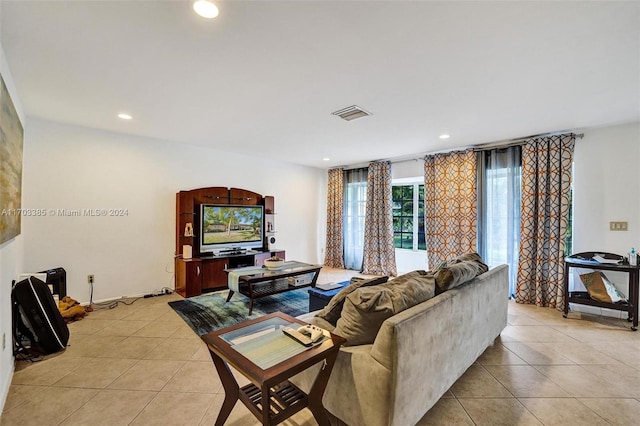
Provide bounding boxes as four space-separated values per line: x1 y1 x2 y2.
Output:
267 236 277 251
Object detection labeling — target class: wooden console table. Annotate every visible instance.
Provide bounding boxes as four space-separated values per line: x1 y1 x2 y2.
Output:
201 312 346 426
563 251 639 331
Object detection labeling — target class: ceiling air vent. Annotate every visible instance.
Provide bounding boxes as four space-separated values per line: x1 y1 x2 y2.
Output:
331 105 372 121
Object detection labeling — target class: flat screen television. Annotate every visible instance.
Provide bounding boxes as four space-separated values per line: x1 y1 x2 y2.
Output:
200 204 264 254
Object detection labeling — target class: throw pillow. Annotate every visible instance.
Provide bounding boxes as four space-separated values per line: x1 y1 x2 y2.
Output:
579 271 626 303
334 270 436 346
433 252 489 294
315 275 389 325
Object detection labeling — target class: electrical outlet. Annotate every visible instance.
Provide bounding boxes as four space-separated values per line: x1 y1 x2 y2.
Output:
609 221 628 231
88 274 94 284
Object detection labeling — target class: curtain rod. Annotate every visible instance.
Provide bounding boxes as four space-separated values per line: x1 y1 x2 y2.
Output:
337 131 584 170
386 130 585 166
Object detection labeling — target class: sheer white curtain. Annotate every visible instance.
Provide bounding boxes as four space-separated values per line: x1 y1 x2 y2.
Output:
477 146 522 297
344 168 368 270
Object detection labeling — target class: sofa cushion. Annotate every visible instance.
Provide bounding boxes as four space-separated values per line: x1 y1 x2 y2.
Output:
433 252 488 294
334 270 436 346
315 275 389 325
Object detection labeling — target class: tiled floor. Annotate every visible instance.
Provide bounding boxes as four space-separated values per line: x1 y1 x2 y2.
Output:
3 267 640 425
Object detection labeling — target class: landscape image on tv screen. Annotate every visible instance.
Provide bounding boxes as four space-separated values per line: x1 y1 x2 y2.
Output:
201 205 262 244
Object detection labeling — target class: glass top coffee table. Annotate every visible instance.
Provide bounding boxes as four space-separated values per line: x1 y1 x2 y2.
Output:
226 261 322 315
201 312 346 425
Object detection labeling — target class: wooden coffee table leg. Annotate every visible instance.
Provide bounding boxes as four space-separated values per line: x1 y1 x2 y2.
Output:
209 350 239 426
306 350 339 426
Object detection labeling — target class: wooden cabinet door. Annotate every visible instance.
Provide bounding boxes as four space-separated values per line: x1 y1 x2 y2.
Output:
175 258 202 298
202 258 228 290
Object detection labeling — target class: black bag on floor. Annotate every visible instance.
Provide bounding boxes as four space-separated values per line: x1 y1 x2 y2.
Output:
12 276 69 354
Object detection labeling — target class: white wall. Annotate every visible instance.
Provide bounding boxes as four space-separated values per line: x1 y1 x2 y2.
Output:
22 119 325 303
0 43 26 413
571 121 640 315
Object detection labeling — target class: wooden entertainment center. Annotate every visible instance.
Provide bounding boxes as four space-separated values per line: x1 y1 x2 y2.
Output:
174 186 284 298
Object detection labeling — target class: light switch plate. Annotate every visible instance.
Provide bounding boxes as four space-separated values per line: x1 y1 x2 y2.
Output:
610 221 628 231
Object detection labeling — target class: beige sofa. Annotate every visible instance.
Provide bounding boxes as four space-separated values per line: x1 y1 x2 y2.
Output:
293 264 508 426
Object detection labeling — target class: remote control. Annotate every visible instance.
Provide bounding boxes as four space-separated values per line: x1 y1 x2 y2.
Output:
282 327 313 346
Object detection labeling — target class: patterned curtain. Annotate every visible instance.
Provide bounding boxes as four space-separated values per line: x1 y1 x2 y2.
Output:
362 162 397 276
324 168 345 268
424 149 477 267
516 134 575 308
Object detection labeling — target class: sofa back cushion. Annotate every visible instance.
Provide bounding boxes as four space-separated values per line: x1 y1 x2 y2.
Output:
334 270 436 346
433 252 489 294
315 275 389 325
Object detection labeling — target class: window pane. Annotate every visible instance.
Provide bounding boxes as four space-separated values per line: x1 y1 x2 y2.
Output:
393 217 401 232
402 218 413 232
402 201 413 216
401 234 413 249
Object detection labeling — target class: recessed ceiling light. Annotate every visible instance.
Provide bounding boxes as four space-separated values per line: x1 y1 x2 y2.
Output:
322 157 331 161
193 0 219 18
439 134 450 139
117 113 132 120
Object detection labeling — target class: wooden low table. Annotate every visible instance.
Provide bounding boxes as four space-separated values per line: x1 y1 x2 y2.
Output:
201 312 346 426
226 261 322 315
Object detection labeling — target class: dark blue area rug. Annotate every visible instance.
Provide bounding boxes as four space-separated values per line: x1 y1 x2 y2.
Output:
168 289 310 336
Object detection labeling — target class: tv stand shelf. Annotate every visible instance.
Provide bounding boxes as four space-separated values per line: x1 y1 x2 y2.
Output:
174 184 282 298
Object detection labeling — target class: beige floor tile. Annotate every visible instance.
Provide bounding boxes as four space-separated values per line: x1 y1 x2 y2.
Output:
11 355 92 386
97 336 165 359
67 318 114 335
200 393 257 426
575 364 640 398
64 334 127 358
508 313 544 326
162 360 223 393
0 386 99 426
416 398 474 425
587 341 640 366
108 359 185 391
519 397 610 426
502 342 575 365
500 325 578 343
450 365 512 398
477 343 527 366
132 320 183 338
169 324 203 340
577 398 640 426
53 357 138 389
120 306 172 321
86 304 138 320
191 345 213 361
58 389 156 426
130 391 215 425
144 337 203 360
458 397 542 425
543 341 622 365
1 385 42 412
92 319 151 338
484 365 570 398
551 324 638 343
534 365 629 398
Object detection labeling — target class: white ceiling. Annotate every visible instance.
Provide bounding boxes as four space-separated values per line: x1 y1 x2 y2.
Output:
2 0 639 169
